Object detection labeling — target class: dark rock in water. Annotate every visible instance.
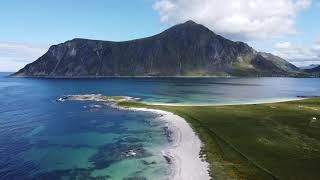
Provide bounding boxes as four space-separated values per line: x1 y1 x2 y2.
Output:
89 143 151 169
163 152 173 164
163 154 173 164
31 168 111 180
123 177 147 180
163 125 174 143
141 160 157 165
13 20 302 77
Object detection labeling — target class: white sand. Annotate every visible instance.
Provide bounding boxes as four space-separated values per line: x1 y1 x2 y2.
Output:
145 97 303 107
126 107 210 180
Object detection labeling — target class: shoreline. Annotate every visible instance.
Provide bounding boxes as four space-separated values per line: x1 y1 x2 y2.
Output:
9 74 316 79
57 95 211 179
116 106 211 180
144 97 305 107
63 94 307 107
60 94 319 179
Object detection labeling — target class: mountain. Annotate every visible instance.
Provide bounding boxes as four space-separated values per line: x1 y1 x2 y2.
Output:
13 20 301 77
300 64 320 70
305 65 320 75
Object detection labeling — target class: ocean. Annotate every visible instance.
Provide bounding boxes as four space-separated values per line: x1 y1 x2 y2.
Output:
1 72 320 179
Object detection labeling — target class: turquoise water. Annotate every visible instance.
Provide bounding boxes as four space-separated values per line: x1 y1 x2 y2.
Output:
1 72 320 179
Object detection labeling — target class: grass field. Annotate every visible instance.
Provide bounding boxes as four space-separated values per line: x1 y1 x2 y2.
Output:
100 96 127 101
118 98 320 180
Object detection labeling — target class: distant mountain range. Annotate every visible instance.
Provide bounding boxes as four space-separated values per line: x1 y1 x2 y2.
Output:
304 65 320 74
13 20 306 77
300 64 320 70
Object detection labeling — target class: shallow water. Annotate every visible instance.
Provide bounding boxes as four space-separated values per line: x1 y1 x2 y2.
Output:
1 72 320 179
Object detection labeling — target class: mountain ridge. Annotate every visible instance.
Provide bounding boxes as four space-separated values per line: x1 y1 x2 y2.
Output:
13 20 303 77
305 65 320 75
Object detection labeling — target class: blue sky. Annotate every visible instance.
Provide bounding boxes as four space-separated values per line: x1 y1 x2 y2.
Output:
0 0 168 43
0 0 319 71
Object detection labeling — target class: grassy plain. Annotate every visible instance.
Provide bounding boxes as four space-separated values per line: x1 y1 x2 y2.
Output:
118 98 320 180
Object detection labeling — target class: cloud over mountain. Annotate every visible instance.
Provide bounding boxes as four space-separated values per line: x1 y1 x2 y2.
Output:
153 0 311 40
274 39 320 66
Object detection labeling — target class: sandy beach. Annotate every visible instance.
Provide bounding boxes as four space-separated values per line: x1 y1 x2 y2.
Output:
63 94 308 180
126 107 211 180
145 97 304 106
62 95 211 179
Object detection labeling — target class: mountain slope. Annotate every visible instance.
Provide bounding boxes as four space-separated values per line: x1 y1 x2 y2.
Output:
300 64 320 70
13 20 301 77
305 65 320 77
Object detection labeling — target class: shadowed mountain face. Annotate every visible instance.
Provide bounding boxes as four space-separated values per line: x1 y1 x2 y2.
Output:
14 20 301 77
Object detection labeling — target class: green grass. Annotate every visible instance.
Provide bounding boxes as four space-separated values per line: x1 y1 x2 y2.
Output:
100 96 127 101
81 96 92 100
118 98 320 180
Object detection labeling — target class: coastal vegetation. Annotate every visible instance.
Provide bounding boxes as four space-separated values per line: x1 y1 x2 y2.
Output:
99 96 128 101
118 98 320 180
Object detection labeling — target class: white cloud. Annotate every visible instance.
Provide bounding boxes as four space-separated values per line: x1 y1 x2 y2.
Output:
153 0 311 40
0 42 49 72
274 40 320 66
316 37 320 44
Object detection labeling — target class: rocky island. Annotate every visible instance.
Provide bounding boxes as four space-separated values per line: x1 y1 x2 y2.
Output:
57 94 138 102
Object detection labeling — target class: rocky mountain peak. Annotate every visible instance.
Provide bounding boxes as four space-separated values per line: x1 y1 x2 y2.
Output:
13 21 303 77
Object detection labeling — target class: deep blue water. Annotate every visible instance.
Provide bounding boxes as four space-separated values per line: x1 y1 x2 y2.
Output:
0 72 320 179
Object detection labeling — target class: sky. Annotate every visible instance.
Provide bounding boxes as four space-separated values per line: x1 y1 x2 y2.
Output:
0 0 319 72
